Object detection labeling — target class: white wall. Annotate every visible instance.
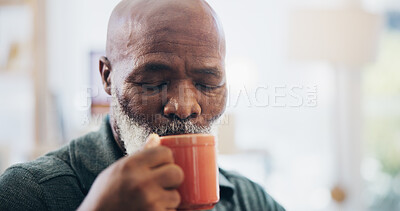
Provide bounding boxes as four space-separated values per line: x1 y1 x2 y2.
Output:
208 1 336 210
46 0 120 141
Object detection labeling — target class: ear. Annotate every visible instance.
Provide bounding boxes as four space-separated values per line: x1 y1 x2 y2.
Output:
99 56 112 95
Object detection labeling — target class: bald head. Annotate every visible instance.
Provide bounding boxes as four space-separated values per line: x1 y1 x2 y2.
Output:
106 0 225 66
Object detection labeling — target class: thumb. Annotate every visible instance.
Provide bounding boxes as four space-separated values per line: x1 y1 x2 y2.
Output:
143 133 161 149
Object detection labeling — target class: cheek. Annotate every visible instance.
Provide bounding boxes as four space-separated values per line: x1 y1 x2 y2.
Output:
199 87 227 121
121 86 164 116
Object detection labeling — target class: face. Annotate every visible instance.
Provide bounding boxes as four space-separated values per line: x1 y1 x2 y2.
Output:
101 1 227 154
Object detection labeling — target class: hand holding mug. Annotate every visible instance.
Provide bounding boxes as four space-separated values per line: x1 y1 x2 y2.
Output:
78 134 184 211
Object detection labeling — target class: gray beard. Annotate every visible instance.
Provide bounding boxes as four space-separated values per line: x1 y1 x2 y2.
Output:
110 82 217 155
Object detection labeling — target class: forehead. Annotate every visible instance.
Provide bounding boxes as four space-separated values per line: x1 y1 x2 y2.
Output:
112 2 225 61
132 30 223 60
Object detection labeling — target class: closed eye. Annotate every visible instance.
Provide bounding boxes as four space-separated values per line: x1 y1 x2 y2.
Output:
195 83 220 92
142 82 168 89
141 82 168 95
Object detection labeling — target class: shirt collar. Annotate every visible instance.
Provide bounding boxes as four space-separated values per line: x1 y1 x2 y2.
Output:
219 169 235 199
71 115 123 193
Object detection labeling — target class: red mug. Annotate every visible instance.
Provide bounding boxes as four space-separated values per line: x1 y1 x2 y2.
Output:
160 134 219 210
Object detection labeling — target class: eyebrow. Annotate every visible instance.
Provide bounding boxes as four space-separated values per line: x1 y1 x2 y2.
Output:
192 67 222 78
126 62 172 82
131 62 222 78
142 63 173 72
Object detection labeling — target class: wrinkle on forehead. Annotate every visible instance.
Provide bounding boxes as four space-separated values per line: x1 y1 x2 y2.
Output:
106 0 225 65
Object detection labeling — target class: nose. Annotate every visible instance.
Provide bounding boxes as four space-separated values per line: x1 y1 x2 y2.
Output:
163 81 201 120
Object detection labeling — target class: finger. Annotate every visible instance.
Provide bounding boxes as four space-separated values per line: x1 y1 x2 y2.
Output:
132 146 174 168
143 133 161 149
162 189 181 209
153 164 184 189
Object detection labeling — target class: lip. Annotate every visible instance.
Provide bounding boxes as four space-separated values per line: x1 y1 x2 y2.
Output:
160 133 211 138
161 131 206 136
161 130 193 136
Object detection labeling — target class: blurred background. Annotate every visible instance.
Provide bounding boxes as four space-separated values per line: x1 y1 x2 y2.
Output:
0 0 399 210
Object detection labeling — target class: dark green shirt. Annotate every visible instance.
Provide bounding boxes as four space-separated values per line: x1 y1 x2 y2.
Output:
0 116 285 211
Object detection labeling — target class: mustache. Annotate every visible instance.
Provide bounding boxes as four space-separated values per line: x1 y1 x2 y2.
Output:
145 118 211 136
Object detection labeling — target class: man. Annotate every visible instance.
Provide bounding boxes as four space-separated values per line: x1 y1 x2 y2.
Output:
0 0 285 210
